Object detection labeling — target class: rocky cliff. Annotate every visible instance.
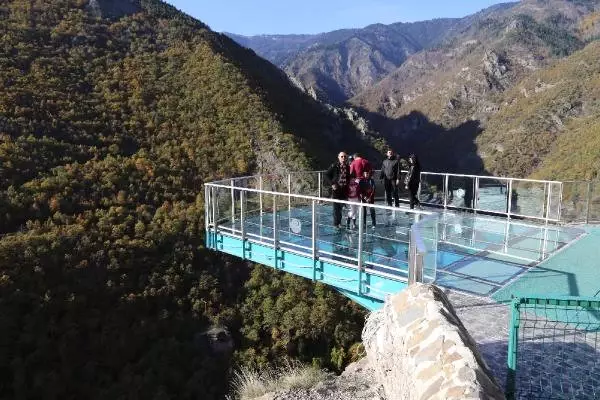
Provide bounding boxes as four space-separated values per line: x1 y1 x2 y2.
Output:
254 285 506 400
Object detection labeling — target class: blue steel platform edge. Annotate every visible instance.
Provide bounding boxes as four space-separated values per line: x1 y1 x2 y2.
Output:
206 228 406 310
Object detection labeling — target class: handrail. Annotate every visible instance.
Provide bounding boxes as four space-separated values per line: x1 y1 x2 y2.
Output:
204 179 438 301
206 170 600 226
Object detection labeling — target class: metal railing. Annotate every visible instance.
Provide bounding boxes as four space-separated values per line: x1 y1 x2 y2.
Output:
506 296 600 400
211 170 600 224
205 174 439 296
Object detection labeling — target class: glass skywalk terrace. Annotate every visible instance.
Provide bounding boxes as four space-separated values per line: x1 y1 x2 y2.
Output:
205 171 587 308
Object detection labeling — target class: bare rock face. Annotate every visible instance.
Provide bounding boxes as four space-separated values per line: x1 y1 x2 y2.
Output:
483 50 511 91
362 283 506 400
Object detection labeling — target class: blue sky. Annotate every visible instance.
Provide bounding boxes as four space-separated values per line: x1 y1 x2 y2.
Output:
165 0 509 35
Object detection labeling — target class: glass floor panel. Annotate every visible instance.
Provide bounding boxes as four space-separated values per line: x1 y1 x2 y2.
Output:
216 205 585 297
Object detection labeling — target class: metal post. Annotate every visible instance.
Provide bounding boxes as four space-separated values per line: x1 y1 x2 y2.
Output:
507 179 513 220
288 173 292 216
240 191 246 259
503 218 510 254
443 174 449 210
545 182 552 224
585 181 592 224
506 298 521 400
211 186 217 250
230 179 235 224
558 182 564 223
318 172 323 199
357 205 364 295
259 176 263 215
408 230 423 284
273 195 279 269
204 185 209 229
473 177 479 214
311 200 318 282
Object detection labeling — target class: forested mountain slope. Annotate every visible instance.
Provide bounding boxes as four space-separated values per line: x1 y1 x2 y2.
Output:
350 0 600 174
481 40 600 179
0 1 374 398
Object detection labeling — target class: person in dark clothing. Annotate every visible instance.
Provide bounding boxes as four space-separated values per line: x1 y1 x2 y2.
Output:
359 170 377 229
379 149 401 207
326 152 350 229
404 153 422 209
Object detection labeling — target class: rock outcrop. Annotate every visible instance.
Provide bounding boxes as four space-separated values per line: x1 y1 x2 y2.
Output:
256 358 384 400
362 284 505 400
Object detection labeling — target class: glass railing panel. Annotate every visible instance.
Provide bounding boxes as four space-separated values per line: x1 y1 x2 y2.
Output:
260 174 288 193
289 172 320 197
447 175 476 209
560 181 589 223
588 182 600 223
477 177 509 214
359 205 414 279
277 195 314 254
510 180 546 219
546 182 562 221
410 213 439 283
419 173 445 206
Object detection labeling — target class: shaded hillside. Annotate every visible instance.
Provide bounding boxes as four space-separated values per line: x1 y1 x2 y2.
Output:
0 1 373 399
351 0 598 174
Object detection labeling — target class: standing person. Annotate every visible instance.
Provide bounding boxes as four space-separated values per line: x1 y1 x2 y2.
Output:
349 153 372 179
326 152 350 229
380 149 400 207
404 154 422 209
359 170 377 229
346 178 360 229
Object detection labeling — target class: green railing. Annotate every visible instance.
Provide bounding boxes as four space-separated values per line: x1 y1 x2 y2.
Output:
506 296 600 400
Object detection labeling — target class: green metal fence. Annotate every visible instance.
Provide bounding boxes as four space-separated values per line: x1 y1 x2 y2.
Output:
506 296 600 400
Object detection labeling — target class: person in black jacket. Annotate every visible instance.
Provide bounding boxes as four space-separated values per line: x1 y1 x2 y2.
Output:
326 152 350 229
404 153 422 209
379 149 400 207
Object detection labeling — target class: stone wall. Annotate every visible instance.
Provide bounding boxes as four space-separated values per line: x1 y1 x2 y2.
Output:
362 284 506 400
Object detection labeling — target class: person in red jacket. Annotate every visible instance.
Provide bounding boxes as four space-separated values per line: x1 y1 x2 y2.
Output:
349 153 373 179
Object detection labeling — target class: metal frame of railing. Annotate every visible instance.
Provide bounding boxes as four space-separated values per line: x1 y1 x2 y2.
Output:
205 175 439 293
506 296 600 400
212 170 566 223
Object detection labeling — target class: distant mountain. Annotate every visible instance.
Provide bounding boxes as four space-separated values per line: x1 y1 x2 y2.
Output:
349 0 599 175
228 18 467 104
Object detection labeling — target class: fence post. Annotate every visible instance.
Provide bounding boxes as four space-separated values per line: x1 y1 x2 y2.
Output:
259 176 263 215
211 186 217 250
408 229 424 285
230 179 235 224
318 172 323 199
443 174 449 210
507 179 513 219
586 181 592 224
544 182 552 223
473 177 479 214
357 205 364 295
288 173 292 216
273 195 279 269
240 191 246 259
311 199 318 282
506 297 521 400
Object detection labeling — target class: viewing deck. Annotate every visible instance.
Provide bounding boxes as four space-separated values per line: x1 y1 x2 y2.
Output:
205 170 599 309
